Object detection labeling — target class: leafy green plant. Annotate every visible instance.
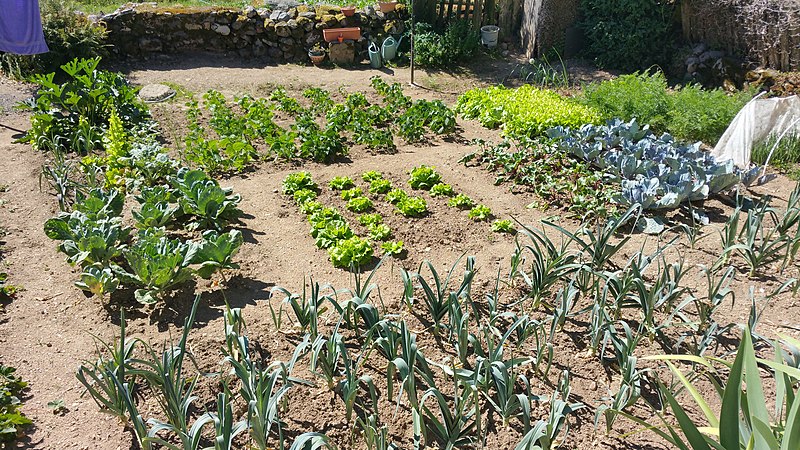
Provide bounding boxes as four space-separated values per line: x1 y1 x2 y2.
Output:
430 183 455 197
20 57 150 155
368 224 392 241
0 364 31 444
191 230 243 279
341 187 364 201
457 85 601 139
369 179 393 195
579 0 677 72
132 186 179 229
396 197 428 217
347 197 374 213
171 169 242 231
667 84 752 144
362 171 384 182
329 237 374 269
580 70 670 131
385 189 408 205
448 194 474 209
468 205 492 221
329 176 355 191
75 263 119 297
359 213 383 227
381 240 405 257
44 211 129 268
409 165 442 190
412 20 481 68
114 228 195 304
282 171 318 196
492 219 515 234
293 189 318 205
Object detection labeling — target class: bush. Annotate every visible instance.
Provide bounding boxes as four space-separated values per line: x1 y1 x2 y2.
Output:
579 0 677 72
666 84 752 144
582 71 753 144
457 85 602 138
581 71 670 131
413 20 480 68
0 0 108 79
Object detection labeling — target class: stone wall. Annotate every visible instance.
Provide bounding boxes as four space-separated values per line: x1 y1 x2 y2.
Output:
96 3 409 62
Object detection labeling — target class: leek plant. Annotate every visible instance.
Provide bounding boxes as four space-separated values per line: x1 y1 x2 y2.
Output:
618 328 800 450
76 310 139 421
512 225 577 309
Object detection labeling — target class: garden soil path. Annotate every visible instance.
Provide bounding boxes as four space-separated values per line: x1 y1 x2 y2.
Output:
0 56 798 449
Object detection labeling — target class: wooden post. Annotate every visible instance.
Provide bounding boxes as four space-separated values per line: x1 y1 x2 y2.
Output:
473 0 483 28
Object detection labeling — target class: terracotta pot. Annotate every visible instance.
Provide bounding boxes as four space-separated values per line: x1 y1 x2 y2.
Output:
378 1 398 12
322 27 361 43
309 51 325 65
341 6 356 16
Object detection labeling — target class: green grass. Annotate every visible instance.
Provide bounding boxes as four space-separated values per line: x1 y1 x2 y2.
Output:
752 132 800 179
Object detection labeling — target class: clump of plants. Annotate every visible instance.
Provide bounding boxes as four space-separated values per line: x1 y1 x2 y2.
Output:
0 365 31 444
457 85 602 139
468 204 492 221
408 165 442 190
19 57 151 155
412 20 481 68
550 119 757 210
579 0 677 72
460 137 614 219
396 196 428 217
580 70 752 144
448 193 475 209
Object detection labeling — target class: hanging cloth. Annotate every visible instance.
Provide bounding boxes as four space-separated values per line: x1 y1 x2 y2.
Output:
0 0 49 55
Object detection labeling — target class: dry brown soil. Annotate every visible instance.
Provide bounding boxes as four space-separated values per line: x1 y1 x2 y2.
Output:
0 53 796 450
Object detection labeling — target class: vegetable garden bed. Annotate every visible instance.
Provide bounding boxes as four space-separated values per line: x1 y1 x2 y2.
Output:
1 55 800 450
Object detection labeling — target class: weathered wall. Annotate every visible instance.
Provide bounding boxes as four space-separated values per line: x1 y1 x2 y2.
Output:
96 3 408 62
681 0 800 71
518 0 580 58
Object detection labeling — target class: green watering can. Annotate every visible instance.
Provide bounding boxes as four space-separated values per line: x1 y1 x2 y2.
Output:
381 36 404 62
368 42 382 68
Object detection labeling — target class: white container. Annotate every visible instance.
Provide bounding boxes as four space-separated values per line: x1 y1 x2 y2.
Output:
481 25 500 48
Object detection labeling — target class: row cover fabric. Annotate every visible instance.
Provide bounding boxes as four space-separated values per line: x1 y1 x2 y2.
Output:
0 0 48 55
712 94 800 169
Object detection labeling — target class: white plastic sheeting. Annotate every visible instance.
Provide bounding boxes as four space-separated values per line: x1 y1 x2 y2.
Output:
712 94 800 168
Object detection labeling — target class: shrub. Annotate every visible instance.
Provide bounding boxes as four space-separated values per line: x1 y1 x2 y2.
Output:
581 71 670 131
579 0 677 72
582 71 752 144
413 20 480 68
666 84 752 144
457 85 602 138
0 0 108 79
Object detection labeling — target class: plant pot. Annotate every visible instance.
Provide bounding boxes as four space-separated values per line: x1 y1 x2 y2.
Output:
480 25 500 48
341 6 356 16
378 1 398 12
322 27 361 43
309 51 325 65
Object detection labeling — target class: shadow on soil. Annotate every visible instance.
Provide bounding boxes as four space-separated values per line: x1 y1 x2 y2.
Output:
105 274 273 331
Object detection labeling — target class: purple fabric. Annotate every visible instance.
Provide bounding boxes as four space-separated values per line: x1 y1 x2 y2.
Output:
0 0 49 55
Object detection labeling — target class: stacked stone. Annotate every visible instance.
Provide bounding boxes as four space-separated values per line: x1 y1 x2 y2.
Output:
98 2 408 62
